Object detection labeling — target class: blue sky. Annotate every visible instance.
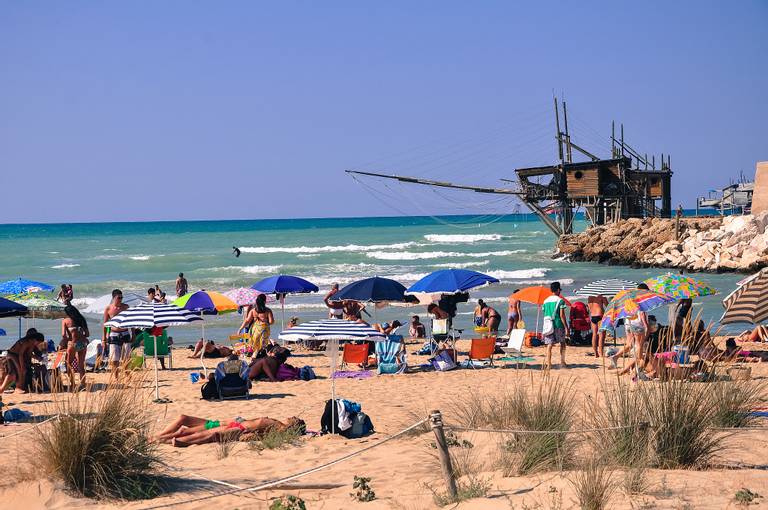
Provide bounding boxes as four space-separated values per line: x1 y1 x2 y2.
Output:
2 1 766 223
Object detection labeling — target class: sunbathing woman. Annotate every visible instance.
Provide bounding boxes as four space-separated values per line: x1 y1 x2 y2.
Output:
188 339 232 359
247 346 290 381
155 414 305 446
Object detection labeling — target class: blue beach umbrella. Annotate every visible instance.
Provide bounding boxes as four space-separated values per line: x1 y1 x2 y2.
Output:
334 276 407 303
0 329 6 336
251 274 319 332
406 269 499 295
0 296 29 339
0 278 54 295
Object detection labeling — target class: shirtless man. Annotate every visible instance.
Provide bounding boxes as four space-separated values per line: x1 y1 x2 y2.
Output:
175 273 188 298
103 289 131 375
587 294 609 357
324 283 344 319
1 329 45 393
154 414 305 446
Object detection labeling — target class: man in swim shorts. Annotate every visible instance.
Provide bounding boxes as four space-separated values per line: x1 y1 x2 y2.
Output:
103 289 132 375
588 294 608 357
324 283 344 319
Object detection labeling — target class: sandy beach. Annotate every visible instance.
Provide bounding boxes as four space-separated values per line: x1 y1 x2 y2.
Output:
2 336 767 510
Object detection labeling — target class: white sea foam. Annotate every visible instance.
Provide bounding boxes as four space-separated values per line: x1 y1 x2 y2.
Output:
130 255 151 261
424 234 505 243
240 242 417 254
47 251 60 254
203 265 284 274
366 249 524 260
487 268 549 279
433 260 490 268
51 263 80 269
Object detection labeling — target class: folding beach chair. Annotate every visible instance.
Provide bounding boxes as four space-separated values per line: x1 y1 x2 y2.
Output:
214 358 251 400
500 329 535 368
376 335 406 374
339 343 370 371
141 330 173 369
466 337 495 368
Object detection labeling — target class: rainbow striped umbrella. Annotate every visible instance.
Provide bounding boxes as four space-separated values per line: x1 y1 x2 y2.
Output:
172 290 238 315
601 289 675 329
643 273 717 299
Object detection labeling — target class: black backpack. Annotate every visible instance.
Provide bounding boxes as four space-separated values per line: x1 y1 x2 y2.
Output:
200 378 219 400
320 399 342 434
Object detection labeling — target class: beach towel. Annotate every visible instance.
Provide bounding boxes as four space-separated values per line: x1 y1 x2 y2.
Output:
276 363 300 381
332 370 373 379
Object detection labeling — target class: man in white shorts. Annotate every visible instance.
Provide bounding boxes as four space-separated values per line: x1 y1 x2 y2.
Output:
324 283 344 319
102 289 132 376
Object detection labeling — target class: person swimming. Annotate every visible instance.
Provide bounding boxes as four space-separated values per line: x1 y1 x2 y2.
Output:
233 246 241 258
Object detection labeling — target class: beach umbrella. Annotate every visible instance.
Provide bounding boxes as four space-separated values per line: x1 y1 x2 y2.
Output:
334 276 407 303
600 289 676 329
514 285 572 335
643 273 717 299
0 278 54 295
84 292 147 314
279 319 385 432
576 279 637 298
251 274 319 332
0 296 29 338
172 290 238 315
0 329 5 336
9 294 67 320
223 287 269 307
721 268 768 325
406 269 499 294
105 302 202 401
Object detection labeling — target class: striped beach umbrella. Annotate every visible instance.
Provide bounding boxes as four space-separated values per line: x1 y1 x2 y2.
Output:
721 268 768 325
278 319 386 342
576 279 637 298
644 273 717 299
601 289 676 329
105 302 202 402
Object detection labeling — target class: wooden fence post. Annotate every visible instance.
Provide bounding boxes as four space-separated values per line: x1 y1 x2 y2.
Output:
430 410 457 499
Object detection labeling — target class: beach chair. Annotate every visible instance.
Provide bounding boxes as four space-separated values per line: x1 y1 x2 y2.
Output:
141 331 173 369
339 343 370 371
214 358 251 400
499 329 535 368
84 339 103 372
376 335 406 374
466 337 495 368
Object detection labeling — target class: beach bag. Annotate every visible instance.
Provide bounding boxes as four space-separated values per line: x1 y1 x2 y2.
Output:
541 315 554 336
200 379 219 400
299 366 317 381
320 398 342 434
276 363 300 381
431 350 457 372
345 412 374 439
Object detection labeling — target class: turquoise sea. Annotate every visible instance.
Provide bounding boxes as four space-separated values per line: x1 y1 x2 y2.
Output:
0 215 744 348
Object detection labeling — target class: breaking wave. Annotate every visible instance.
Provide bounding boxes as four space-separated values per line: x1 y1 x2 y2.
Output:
486 268 549 279
51 263 80 269
433 261 490 268
240 242 417 254
366 250 524 260
423 234 505 243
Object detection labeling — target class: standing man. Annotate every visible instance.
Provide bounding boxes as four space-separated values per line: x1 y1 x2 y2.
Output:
176 273 188 298
541 281 569 370
233 246 241 258
588 294 608 357
102 289 132 376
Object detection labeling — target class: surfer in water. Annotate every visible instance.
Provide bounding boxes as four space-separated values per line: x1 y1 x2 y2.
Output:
233 246 241 258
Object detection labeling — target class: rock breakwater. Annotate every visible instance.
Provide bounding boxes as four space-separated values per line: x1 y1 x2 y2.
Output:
557 212 768 273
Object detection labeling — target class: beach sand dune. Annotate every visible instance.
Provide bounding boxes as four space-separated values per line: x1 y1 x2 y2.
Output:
1 340 767 509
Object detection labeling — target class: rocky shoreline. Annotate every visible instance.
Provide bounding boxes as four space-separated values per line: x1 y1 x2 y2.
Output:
556 212 768 273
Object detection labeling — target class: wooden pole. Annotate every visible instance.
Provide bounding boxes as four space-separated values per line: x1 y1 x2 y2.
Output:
430 410 457 500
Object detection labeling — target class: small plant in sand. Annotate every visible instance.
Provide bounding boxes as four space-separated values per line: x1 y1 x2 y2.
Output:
568 456 615 510
269 494 307 510
351 475 376 502
495 377 575 475
734 488 762 506
33 375 163 499
247 424 304 452
708 380 766 428
622 463 651 496
215 430 239 459
429 475 491 507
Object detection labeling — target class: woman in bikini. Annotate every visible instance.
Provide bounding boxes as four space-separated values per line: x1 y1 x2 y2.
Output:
188 339 232 359
238 293 274 354
154 414 305 446
507 290 522 333
481 303 502 334
61 304 90 389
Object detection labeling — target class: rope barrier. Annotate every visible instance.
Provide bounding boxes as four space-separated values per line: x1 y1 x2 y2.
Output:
0 415 59 440
444 423 644 435
139 417 430 510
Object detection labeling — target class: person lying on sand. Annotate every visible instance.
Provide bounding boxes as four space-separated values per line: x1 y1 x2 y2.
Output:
723 338 768 362
737 325 768 344
188 339 232 359
154 414 305 446
247 346 290 381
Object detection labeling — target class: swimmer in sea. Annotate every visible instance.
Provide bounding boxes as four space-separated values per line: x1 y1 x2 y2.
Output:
233 246 241 258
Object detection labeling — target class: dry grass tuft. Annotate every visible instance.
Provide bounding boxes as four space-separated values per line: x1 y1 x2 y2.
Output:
32 375 163 500
568 456 615 510
708 380 766 429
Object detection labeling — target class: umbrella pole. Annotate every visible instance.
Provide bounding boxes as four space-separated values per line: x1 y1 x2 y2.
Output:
153 335 160 401
18 316 21 339
201 316 208 377
280 297 285 345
